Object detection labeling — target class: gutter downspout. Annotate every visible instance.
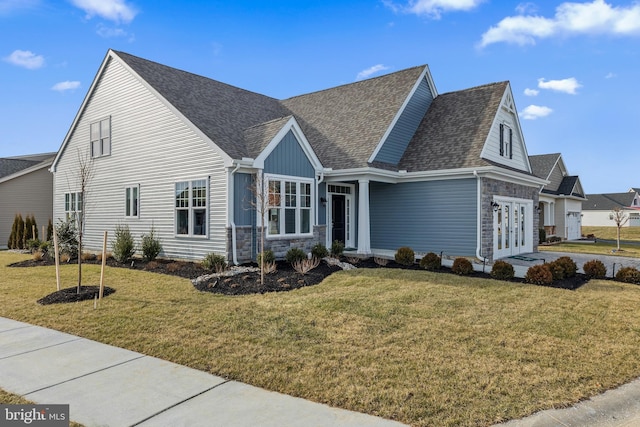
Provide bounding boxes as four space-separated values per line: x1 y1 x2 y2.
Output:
474 170 488 263
229 163 242 266
316 170 324 226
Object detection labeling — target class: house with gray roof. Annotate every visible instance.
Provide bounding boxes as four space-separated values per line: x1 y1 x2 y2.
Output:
0 154 55 249
529 153 586 240
582 191 640 227
51 50 546 262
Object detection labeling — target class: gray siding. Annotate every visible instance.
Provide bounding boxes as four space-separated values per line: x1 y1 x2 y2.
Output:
370 179 477 256
233 172 254 226
373 77 433 165
53 56 228 261
264 130 315 178
547 165 564 193
0 166 53 248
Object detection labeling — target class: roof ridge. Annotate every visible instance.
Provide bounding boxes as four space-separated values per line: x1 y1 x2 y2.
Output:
439 81 508 96
244 115 293 131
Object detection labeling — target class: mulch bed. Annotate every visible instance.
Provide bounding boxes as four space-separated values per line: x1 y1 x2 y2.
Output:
9 254 589 303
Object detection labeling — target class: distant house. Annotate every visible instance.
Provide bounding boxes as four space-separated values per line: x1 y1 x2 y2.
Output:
0 153 55 248
529 153 586 240
582 190 640 227
52 50 547 263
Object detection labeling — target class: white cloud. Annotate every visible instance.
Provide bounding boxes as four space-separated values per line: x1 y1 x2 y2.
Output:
0 0 39 14
96 23 128 38
356 64 390 80
51 81 81 92
520 105 553 120
4 50 44 69
385 0 484 19
480 0 640 47
605 72 616 79
524 88 539 96
70 0 137 24
538 77 582 94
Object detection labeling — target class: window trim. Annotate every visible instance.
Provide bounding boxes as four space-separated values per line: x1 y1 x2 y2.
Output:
499 123 513 160
90 116 111 158
64 191 82 221
264 173 315 239
124 184 140 219
174 178 209 238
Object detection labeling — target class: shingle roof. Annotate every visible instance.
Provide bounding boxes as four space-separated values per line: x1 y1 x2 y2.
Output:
529 153 560 180
0 158 39 179
583 193 636 210
398 82 508 172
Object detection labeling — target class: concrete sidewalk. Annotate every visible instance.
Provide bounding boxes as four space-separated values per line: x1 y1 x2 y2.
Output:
0 317 407 427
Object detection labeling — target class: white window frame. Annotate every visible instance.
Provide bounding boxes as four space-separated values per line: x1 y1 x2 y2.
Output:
500 123 512 159
124 184 140 219
90 116 111 158
64 192 82 221
264 173 314 238
174 179 209 238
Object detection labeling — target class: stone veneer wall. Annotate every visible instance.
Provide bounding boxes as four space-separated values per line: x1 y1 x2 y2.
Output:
227 225 326 263
481 178 540 261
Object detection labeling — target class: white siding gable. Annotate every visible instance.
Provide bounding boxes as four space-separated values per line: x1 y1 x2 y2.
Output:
480 86 532 173
53 55 228 260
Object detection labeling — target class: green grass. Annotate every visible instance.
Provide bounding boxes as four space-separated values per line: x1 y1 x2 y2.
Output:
539 241 640 258
582 226 640 242
2 251 640 426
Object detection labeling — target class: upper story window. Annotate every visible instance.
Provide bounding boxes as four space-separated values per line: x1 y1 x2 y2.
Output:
266 174 313 237
125 185 139 218
499 123 512 159
175 179 208 237
91 117 111 158
65 192 82 221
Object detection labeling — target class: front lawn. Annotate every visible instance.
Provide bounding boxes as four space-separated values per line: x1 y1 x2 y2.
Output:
2 251 640 427
539 241 640 258
582 226 640 242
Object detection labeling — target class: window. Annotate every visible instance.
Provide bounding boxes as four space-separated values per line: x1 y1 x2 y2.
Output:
266 175 313 237
175 179 208 236
90 117 111 158
499 123 512 159
125 185 139 218
64 192 82 221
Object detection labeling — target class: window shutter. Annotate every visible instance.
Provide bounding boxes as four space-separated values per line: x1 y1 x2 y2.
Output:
509 128 513 159
499 124 504 156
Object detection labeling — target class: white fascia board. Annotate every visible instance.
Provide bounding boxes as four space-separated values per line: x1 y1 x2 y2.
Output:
367 65 434 164
252 116 323 172
0 159 53 185
507 83 533 174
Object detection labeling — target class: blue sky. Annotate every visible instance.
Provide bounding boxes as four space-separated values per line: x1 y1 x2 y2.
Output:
1 0 639 193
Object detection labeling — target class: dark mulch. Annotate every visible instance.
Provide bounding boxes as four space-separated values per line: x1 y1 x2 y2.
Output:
37 285 116 305
9 254 589 301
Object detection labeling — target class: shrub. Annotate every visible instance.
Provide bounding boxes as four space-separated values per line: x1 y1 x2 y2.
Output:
141 225 163 261
420 252 441 271
144 261 160 270
311 243 329 259
547 256 577 280
394 247 415 266
81 252 96 261
490 260 515 280
257 250 275 265
583 259 607 279
59 253 71 263
331 240 344 257
111 224 135 263
525 264 553 285
55 217 78 259
292 257 320 275
166 262 184 273
202 253 227 273
285 247 307 265
26 238 41 253
32 251 44 261
46 219 53 242
39 240 51 254
374 257 389 267
615 267 640 285
452 257 474 275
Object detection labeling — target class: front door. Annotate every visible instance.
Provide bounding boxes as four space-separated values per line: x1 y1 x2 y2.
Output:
331 195 346 244
494 198 533 259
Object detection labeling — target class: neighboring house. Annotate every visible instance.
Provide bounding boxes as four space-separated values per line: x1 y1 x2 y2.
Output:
51 50 547 263
0 153 55 248
582 190 640 227
529 153 586 240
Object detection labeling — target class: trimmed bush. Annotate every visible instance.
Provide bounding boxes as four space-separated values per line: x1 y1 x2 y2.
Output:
554 256 577 278
331 240 344 257
452 257 474 275
111 224 135 263
420 252 441 271
202 253 227 273
285 247 307 264
525 264 553 285
141 225 163 261
490 260 515 280
394 247 415 266
615 267 640 285
311 243 328 259
257 250 275 265
55 217 78 259
583 260 607 279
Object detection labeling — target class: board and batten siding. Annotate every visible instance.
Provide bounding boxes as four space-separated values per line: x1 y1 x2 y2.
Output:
372 77 433 165
53 56 228 261
370 179 477 256
263 130 315 178
0 167 53 249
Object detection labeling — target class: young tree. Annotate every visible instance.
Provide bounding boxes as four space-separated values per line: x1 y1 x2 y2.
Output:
611 207 629 251
248 172 271 286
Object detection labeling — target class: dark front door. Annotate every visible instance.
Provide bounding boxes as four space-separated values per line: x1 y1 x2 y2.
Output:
332 195 346 244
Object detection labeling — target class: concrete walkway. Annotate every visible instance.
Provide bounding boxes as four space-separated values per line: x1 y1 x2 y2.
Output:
0 317 407 427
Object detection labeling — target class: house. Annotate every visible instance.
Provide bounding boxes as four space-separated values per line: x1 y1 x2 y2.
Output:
0 153 55 248
582 190 640 227
529 153 586 240
51 50 547 263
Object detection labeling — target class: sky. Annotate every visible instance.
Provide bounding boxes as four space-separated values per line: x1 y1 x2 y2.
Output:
1 0 639 194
